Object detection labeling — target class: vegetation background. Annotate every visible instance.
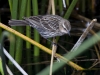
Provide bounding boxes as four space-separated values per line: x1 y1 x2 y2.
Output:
0 0 100 75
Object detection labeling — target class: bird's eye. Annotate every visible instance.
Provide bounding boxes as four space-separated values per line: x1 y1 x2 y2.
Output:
43 17 47 20
63 27 67 30
62 23 68 31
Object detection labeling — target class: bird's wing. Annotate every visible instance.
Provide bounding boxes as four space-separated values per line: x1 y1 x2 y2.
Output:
23 15 43 28
23 16 50 34
28 15 43 23
23 15 63 33
40 15 62 31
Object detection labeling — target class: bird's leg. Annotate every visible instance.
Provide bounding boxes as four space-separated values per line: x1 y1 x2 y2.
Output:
46 38 60 61
52 38 57 57
50 37 58 75
46 38 57 46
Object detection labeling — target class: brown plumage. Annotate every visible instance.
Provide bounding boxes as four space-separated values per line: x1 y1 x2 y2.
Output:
9 15 71 38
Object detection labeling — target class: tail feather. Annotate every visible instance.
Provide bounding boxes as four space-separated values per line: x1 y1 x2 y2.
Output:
9 19 28 26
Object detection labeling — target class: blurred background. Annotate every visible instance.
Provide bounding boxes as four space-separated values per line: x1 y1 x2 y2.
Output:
0 0 100 75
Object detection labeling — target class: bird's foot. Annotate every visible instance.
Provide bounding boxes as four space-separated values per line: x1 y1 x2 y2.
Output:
46 38 57 46
52 42 57 46
55 56 60 63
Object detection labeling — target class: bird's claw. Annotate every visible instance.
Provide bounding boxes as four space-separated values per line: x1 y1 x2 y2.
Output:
56 58 60 63
55 56 60 63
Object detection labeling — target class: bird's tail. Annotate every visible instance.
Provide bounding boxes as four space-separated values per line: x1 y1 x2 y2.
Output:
9 19 28 26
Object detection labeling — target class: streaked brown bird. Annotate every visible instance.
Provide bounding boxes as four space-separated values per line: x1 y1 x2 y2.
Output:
9 15 71 38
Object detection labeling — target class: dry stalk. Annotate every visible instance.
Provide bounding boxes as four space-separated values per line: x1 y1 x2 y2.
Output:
71 19 97 51
73 14 100 69
88 61 100 69
94 45 100 60
74 14 100 28
49 0 57 75
47 0 52 14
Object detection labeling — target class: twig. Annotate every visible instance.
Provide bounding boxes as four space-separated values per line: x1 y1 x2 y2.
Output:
72 13 100 35
51 0 55 15
47 0 52 14
50 0 57 75
74 14 100 63
71 19 97 51
6 65 13 75
73 14 100 28
88 61 100 69
3 48 28 75
78 16 100 62
94 45 100 61
74 59 99 62
89 30 100 41
57 43 69 52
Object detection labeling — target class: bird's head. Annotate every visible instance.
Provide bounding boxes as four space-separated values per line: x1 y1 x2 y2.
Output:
59 19 71 35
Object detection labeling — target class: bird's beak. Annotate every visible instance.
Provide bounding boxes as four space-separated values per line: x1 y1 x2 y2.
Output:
67 31 70 36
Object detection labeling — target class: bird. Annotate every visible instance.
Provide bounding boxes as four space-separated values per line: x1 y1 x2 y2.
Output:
9 15 71 38
9 15 71 75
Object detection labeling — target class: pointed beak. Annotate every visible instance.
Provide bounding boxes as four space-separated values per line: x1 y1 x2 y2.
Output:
67 31 70 36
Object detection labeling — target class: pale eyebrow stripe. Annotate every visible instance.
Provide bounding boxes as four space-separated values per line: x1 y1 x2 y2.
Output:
62 22 66 29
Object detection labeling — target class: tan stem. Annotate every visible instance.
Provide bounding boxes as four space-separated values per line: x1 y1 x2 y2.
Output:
47 0 52 14
50 0 56 75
